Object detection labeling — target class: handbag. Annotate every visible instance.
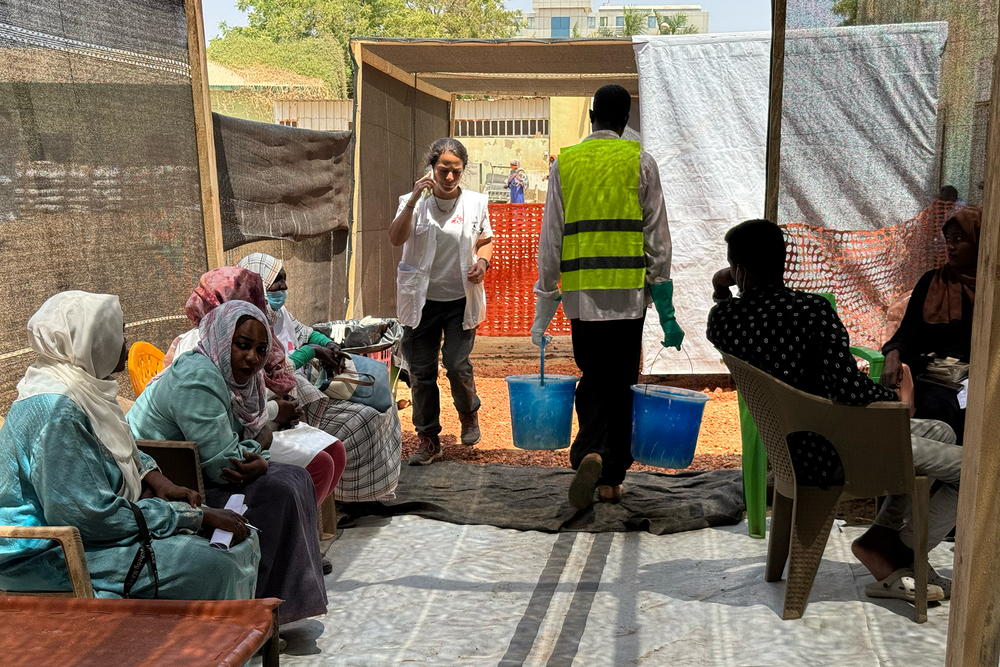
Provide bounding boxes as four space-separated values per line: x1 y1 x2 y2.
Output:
315 353 393 413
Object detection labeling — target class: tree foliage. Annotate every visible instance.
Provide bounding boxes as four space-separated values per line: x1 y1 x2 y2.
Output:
655 12 698 35
210 0 524 98
229 0 523 42
208 33 349 97
831 0 858 26
621 6 647 38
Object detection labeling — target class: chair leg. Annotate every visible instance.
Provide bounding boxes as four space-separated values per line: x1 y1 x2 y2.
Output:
766 491 793 582
782 485 842 620
739 394 768 539
318 495 337 541
911 475 931 624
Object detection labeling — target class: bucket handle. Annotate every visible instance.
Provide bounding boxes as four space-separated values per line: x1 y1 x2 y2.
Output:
644 345 695 396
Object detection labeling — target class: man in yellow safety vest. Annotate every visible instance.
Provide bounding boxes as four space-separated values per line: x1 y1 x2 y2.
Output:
532 84 683 509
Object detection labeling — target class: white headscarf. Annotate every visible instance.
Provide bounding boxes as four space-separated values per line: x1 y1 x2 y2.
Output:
16 291 143 502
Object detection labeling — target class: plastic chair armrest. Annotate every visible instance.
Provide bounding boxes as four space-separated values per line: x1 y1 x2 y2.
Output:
851 346 885 384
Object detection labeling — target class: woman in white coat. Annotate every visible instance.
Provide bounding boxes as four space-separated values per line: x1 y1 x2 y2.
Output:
389 138 494 465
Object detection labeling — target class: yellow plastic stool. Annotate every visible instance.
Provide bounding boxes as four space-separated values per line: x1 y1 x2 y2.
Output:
127 341 165 396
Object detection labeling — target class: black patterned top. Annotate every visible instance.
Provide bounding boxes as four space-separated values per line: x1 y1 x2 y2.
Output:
707 285 898 486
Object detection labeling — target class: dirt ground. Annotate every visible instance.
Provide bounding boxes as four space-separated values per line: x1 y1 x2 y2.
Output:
397 336 742 473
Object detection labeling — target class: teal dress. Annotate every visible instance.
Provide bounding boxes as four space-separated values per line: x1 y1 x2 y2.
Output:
0 393 260 599
126 351 270 485
128 351 328 624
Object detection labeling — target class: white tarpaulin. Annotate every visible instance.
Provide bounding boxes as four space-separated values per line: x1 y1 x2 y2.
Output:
634 23 946 374
278 515 954 665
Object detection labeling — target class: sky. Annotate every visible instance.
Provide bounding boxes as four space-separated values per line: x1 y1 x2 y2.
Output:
201 0 774 41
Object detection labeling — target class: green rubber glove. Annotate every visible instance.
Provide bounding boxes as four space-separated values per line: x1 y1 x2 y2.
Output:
530 294 561 346
649 280 684 350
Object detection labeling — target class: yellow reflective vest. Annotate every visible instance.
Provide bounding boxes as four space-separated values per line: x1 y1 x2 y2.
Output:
557 139 645 292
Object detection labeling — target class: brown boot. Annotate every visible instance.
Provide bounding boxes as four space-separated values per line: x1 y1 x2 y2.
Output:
408 434 442 466
459 411 481 446
569 453 602 509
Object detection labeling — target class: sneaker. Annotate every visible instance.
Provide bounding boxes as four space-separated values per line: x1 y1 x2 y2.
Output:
568 453 602 509
459 411 481 446
322 558 333 575
408 434 442 466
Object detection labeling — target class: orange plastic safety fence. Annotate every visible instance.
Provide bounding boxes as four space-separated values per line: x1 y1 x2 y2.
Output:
480 203 571 337
481 201 952 344
782 201 951 348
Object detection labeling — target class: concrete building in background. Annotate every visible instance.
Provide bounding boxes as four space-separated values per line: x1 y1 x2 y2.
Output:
519 1 708 38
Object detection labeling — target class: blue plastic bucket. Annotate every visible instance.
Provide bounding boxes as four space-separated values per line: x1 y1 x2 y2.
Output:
505 374 578 450
631 385 709 468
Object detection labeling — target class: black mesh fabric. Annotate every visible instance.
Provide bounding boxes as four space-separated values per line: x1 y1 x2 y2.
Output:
0 0 209 407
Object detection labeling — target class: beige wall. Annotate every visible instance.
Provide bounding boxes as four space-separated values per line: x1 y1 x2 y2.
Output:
461 136 551 202
549 96 591 156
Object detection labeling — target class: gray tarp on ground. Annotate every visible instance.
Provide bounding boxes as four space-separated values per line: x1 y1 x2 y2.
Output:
340 463 744 535
213 112 353 250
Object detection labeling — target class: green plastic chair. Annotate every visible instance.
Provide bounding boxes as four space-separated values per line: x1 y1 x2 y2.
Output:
739 292 885 538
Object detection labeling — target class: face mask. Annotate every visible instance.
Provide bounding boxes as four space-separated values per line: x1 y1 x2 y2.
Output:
266 290 287 311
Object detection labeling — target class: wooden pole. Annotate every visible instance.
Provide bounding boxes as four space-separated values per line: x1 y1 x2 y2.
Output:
345 41 365 319
184 0 225 269
945 13 1000 664
764 0 787 222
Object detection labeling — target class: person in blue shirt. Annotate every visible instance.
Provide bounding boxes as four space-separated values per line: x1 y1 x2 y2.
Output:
507 160 526 203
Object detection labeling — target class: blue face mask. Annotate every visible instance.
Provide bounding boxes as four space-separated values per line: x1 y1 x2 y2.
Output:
266 290 288 311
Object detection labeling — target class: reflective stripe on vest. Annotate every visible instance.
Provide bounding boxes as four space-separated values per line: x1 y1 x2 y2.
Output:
558 139 644 292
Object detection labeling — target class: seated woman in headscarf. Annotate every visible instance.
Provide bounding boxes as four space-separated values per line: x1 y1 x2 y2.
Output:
881 207 980 443
127 301 328 625
162 267 345 506
237 252 402 503
0 291 258 599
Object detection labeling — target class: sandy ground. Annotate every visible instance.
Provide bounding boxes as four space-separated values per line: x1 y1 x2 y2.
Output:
396 336 742 473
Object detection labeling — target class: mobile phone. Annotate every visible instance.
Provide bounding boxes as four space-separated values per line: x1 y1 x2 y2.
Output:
421 169 434 199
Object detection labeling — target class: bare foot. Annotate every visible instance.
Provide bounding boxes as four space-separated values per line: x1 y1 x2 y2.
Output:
852 525 912 581
597 484 623 503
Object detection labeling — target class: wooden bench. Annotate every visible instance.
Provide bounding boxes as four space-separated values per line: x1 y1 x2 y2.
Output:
0 596 281 666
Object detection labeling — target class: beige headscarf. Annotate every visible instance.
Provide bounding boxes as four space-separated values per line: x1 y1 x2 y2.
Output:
16 291 143 501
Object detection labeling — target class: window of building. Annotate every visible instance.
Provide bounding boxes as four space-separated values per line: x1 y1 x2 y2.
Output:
647 15 656 28
279 119 298 127
588 16 596 29
454 118 549 138
615 15 624 27
527 17 534 29
550 16 570 37
599 16 607 26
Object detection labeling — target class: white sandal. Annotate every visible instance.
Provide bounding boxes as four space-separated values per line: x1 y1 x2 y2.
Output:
864 568 944 602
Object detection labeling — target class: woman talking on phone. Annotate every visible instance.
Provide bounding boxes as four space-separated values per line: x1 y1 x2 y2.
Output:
389 137 494 466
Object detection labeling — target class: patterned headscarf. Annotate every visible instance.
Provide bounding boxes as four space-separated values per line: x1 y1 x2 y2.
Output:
237 253 283 292
182 267 296 395
196 300 271 437
923 207 981 324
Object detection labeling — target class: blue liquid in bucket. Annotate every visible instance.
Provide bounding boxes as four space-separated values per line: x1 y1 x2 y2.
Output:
631 385 709 468
505 374 578 450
